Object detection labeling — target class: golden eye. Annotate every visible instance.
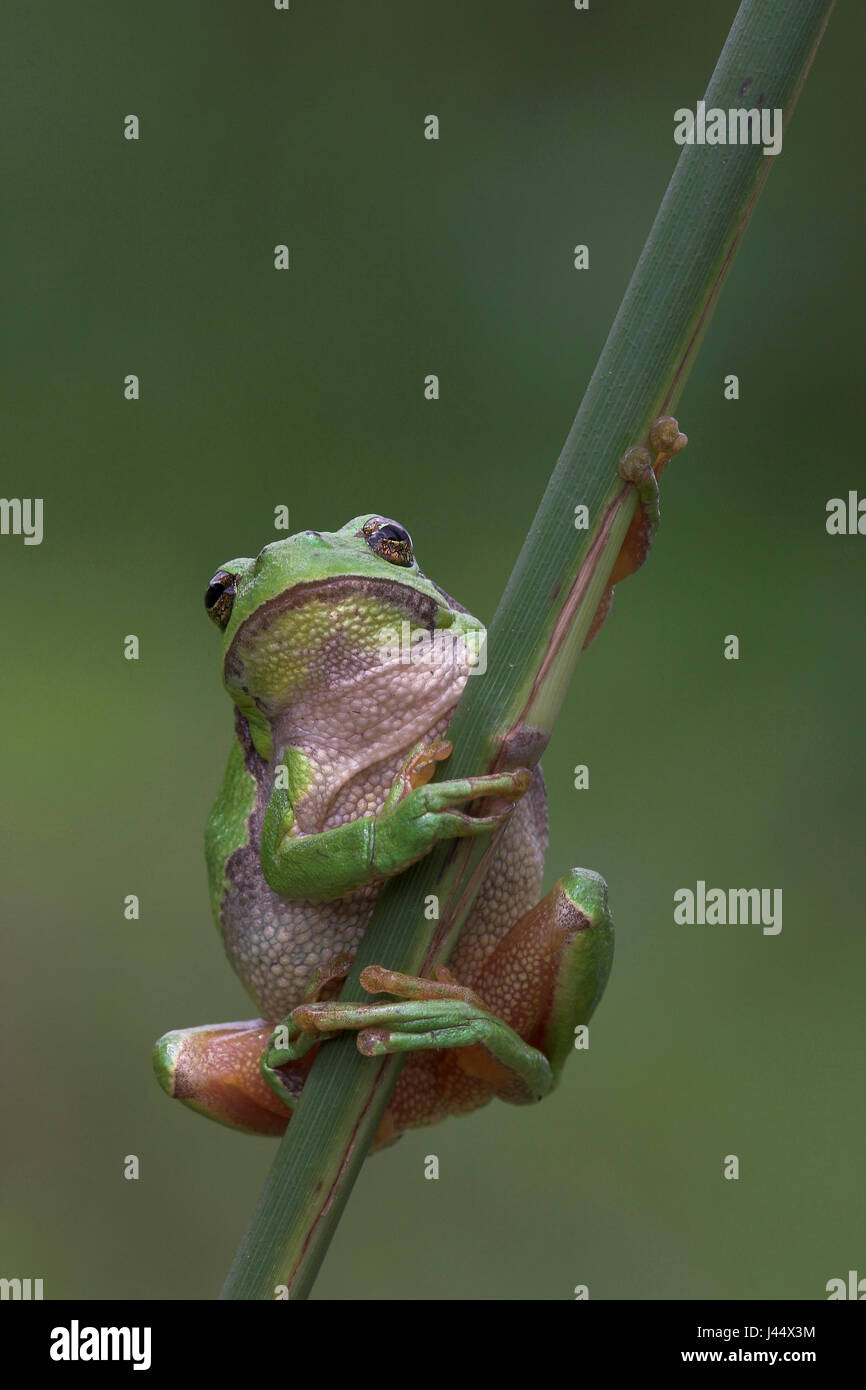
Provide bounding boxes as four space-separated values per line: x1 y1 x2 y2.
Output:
204 570 239 630
361 517 414 567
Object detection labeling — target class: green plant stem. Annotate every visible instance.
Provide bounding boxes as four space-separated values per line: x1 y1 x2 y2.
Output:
221 0 834 1300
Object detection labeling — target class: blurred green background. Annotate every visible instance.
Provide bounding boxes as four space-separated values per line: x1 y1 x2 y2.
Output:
2 0 863 1301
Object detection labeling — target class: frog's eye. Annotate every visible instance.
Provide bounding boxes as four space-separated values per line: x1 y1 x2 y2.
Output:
204 569 239 630
361 517 414 567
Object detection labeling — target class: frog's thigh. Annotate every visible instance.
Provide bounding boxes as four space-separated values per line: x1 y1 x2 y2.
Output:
381 870 614 1142
469 868 614 1077
154 1020 310 1137
447 763 548 983
378 1043 498 1146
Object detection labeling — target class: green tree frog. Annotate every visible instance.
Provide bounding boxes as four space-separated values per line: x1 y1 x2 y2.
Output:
155 427 683 1150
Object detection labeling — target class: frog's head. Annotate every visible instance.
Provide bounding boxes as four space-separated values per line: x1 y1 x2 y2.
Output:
204 516 485 761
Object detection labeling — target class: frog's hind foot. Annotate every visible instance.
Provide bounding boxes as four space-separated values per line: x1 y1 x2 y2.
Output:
153 1019 301 1136
584 415 687 648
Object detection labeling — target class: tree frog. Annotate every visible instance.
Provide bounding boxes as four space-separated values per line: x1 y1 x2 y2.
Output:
155 424 683 1149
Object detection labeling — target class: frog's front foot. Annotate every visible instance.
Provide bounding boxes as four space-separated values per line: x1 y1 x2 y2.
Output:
260 740 532 901
369 748 532 881
584 414 687 647
292 964 554 1103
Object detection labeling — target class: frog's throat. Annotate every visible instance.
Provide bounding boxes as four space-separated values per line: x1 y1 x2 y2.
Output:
223 575 479 763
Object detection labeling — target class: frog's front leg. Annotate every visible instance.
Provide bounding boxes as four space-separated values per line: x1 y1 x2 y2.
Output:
260 738 532 901
584 415 687 647
289 868 615 1121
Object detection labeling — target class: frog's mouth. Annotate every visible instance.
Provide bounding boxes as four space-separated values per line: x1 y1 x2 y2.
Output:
226 574 449 669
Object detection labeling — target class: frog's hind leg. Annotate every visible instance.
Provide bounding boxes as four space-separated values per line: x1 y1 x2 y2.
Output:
155 954 354 1135
466 867 614 1083
295 869 614 1145
153 1019 302 1136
